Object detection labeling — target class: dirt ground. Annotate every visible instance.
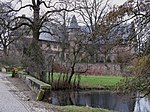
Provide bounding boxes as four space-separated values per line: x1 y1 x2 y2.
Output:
6 76 61 112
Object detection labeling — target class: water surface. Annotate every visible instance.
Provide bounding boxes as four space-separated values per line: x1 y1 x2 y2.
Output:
47 91 150 112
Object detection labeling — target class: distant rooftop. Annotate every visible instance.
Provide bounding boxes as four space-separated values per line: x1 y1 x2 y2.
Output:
68 15 80 29
39 33 60 42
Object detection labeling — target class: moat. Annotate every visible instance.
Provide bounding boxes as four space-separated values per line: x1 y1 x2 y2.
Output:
46 90 150 112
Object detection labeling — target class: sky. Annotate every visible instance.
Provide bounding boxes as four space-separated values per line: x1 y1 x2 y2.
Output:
111 0 127 5
1 0 127 16
1 0 127 4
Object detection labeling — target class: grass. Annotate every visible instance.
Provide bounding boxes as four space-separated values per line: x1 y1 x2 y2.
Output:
46 73 123 89
56 106 113 112
6 71 123 89
6 72 12 74
80 75 123 89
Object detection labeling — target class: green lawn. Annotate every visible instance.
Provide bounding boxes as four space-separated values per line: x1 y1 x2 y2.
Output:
6 71 123 89
56 106 113 112
6 72 12 74
47 73 123 89
80 75 123 88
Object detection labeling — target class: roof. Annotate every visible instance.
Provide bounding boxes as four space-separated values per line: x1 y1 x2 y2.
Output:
68 15 80 29
39 33 60 42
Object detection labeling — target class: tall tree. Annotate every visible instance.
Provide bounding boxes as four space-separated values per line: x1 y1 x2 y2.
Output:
1 0 77 75
115 0 150 96
76 0 110 33
75 0 111 63
0 2 13 56
0 2 24 64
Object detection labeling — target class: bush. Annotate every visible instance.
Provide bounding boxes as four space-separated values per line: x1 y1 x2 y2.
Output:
11 66 23 77
132 54 150 76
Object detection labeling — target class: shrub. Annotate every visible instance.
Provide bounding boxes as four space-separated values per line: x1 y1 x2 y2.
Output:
11 66 23 77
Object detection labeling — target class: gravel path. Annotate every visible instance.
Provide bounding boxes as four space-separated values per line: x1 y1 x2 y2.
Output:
0 72 60 112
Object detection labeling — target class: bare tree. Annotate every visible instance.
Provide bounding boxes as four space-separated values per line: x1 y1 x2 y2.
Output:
0 2 14 57
75 0 125 63
114 0 150 96
0 0 79 76
0 2 28 64
49 29 90 89
111 0 150 55
76 0 110 33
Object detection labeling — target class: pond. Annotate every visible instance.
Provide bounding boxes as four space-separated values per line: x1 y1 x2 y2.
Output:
45 91 150 112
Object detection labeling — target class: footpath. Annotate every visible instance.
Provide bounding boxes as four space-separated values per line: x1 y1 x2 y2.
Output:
0 72 58 112
0 72 29 112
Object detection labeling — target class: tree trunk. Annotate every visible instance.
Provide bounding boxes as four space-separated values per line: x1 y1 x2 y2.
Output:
68 63 75 84
3 46 8 56
33 2 40 41
77 73 81 88
3 45 8 64
26 2 44 77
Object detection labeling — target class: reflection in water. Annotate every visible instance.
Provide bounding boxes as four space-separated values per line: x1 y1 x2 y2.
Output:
134 94 150 112
47 91 150 112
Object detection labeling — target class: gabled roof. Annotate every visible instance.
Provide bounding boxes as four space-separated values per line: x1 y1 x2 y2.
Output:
68 15 80 29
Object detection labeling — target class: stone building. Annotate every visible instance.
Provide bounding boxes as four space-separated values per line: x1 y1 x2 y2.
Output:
7 15 137 64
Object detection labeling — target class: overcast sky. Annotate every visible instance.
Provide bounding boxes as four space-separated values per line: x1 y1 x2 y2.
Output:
1 0 127 16
110 0 126 5
19 0 127 6
2 0 127 4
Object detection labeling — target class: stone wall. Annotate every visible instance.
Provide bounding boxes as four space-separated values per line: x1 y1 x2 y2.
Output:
53 63 127 76
76 63 122 76
18 73 51 101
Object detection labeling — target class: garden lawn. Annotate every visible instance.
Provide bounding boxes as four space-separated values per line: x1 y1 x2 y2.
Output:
56 106 113 112
80 75 123 89
6 72 12 74
48 73 123 89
